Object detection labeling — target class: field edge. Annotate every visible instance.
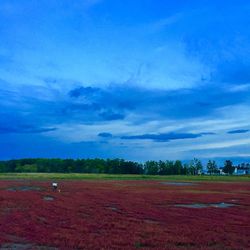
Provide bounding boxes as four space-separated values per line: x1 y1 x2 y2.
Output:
0 173 249 182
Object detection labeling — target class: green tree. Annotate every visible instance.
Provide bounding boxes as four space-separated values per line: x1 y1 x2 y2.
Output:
158 160 167 175
207 160 218 175
182 163 189 175
223 160 234 175
15 164 38 172
144 161 159 175
174 160 183 175
189 158 203 175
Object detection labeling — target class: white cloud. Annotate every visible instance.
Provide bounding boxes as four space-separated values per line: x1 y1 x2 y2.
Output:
227 83 250 92
149 13 183 32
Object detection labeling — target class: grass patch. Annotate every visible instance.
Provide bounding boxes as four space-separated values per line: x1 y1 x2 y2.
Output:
0 173 249 182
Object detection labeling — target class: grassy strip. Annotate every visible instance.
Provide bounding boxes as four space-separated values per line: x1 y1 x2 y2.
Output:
0 173 249 182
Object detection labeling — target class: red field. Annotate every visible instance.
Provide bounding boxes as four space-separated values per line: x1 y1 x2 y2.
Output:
0 180 249 249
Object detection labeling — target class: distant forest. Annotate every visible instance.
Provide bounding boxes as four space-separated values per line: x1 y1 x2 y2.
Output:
0 158 248 175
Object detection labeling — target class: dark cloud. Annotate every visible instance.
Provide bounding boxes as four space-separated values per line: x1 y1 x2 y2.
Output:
121 132 206 142
200 132 216 135
1 77 250 134
98 132 113 138
64 103 101 112
0 99 58 135
69 86 100 98
227 129 249 134
0 125 56 134
67 83 250 122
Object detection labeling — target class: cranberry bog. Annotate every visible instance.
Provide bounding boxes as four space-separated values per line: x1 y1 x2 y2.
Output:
0 177 249 249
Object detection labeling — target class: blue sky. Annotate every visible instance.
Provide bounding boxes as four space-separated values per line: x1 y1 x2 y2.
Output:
1 0 250 163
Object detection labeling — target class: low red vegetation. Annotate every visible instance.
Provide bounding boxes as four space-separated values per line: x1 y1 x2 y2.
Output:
0 180 249 249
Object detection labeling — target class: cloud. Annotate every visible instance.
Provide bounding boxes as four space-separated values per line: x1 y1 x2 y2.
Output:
67 82 250 122
227 84 250 93
98 132 112 138
0 125 56 134
69 86 100 98
227 129 249 134
1 79 249 137
121 132 207 142
200 132 216 135
149 13 183 32
99 110 125 121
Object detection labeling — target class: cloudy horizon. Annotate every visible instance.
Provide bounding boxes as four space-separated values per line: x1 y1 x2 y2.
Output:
1 0 250 163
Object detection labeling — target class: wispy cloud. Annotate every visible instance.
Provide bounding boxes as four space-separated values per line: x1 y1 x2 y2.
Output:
227 129 249 134
149 13 183 32
67 83 250 122
1 79 249 138
227 84 250 93
121 132 209 142
0 125 56 134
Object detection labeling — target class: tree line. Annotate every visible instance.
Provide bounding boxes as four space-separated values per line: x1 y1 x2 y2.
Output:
0 158 246 175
